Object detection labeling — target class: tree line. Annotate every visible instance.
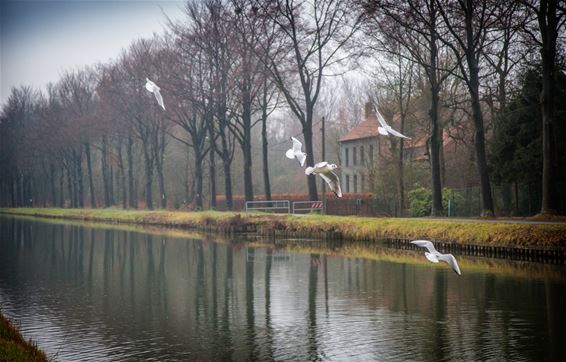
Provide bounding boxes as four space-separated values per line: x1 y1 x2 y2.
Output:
0 0 564 216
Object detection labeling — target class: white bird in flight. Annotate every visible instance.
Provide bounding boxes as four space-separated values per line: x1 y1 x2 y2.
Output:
376 110 410 139
286 137 307 167
305 162 343 197
411 240 462 275
145 78 165 110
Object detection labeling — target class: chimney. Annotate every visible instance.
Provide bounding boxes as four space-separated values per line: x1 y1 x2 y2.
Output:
364 101 376 121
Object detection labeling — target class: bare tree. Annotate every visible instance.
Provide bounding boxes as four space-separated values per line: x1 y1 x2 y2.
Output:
520 0 565 215
361 0 455 215
256 0 360 200
431 0 506 216
370 50 416 215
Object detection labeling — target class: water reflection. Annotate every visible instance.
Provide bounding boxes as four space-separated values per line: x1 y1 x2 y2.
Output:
0 216 565 361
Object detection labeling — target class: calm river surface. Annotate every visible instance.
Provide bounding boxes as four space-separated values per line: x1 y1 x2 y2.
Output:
1 216 565 361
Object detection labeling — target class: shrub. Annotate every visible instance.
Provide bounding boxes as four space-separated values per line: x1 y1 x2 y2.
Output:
408 188 432 217
408 188 461 216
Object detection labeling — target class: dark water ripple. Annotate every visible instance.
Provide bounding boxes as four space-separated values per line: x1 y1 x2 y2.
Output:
1 216 565 361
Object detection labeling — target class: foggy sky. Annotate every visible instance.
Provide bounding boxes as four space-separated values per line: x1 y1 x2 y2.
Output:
0 0 184 106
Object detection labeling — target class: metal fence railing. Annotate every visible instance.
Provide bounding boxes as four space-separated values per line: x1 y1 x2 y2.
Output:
292 201 324 214
245 200 290 213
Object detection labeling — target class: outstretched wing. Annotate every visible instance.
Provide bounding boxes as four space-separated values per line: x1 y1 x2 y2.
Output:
154 89 165 110
386 127 410 139
319 170 342 197
291 137 303 152
314 161 328 168
376 110 389 128
410 240 438 254
438 254 462 275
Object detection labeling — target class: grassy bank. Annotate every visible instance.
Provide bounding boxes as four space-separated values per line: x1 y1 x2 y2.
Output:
2 207 566 248
0 311 48 361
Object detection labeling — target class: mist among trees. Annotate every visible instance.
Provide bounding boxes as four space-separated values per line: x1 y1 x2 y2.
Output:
1 0 564 216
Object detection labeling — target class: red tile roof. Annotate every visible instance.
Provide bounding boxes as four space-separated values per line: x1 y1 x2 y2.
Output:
339 116 380 142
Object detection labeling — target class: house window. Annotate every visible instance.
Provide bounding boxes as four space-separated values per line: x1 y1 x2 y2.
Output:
369 145 374 163
353 174 358 193
345 175 350 192
345 148 349 167
361 146 365 164
353 147 357 165
361 174 365 192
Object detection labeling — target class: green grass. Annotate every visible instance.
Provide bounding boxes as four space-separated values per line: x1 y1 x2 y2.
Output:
1 207 566 247
0 311 48 361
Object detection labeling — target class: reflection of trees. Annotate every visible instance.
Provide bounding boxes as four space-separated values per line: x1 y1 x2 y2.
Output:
308 253 320 361
195 241 207 326
264 249 274 360
211 243 218 333
2 217 566 361
245 248 258 361
221 244 233 359
432 269 446 361
323 256 329 316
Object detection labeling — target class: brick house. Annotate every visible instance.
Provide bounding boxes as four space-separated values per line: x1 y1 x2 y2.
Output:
338 103 387 193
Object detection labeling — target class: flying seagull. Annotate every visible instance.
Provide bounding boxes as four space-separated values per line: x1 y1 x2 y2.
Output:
145 78 165 110
376 110 410 139
411 240 461 275
286 137 307 167
305 162 343 197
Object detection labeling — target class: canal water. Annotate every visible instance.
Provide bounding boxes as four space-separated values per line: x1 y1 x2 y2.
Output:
1 216 565 361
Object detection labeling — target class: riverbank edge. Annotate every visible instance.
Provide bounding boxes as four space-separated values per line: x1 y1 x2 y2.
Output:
0 310 48 361
2 207 566 249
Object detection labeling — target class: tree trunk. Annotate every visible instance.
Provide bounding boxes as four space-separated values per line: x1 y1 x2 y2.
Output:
242 93 254 202
49 163 57 207
59 167 64 207
429 25 443 216
157 162 166 209
84 143 96 208
116 140 127 209
223 155 233 210
109 163 115 205
303 109 318 200
220 133 233 210
101 137 111 207
143 144 154 210
539 0 559 215
66 162 74 208
467 68 494 216
464 0 494 216
208 126 217 209
75 151 84 208
194 151 204 210
429 72 443 216
154 129 167 209
261 106 272 201
398 130 405 217
10 174 16 207
127 135 136 209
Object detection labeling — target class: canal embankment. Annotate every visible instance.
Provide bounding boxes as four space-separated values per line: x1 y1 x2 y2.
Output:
2 208 566 261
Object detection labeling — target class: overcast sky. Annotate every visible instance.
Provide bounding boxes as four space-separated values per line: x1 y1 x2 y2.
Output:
0 0 185 106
